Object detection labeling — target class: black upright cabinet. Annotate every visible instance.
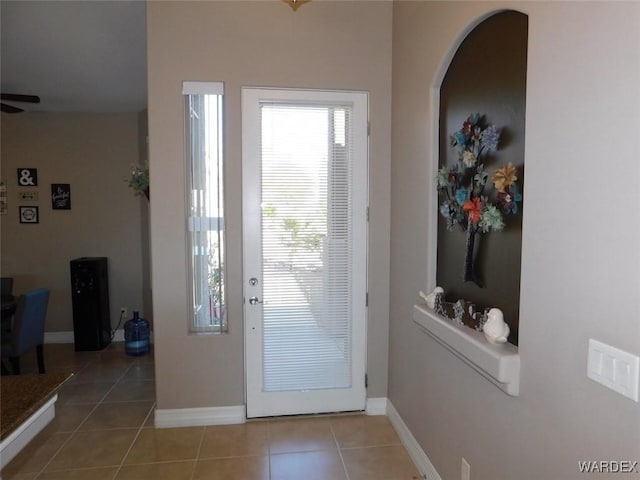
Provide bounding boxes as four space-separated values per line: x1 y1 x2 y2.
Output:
70 257 111 351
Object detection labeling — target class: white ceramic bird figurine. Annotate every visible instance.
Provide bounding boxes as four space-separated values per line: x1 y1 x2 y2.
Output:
419 286 444 309
483 308 510 344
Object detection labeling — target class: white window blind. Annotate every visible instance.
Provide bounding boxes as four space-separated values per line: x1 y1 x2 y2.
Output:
260 102 354 392
184 82 226 333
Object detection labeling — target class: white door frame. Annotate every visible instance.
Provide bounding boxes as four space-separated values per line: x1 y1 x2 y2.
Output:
241 87 369 418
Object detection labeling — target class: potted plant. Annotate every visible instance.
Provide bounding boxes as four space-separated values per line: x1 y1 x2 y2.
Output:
127 164 149 200
208 264 224 320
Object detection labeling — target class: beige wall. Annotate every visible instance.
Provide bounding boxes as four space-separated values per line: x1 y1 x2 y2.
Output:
0 113 147 333
147 1 392 409
391 2 640 479
137 111 153 325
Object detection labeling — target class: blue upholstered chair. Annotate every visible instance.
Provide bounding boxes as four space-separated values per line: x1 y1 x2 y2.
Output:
1 288 50 375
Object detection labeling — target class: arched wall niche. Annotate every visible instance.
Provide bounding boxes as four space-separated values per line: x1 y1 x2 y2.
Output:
428 10 528 344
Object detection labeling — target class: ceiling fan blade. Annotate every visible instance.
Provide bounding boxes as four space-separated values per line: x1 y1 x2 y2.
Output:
1 103 24 113
0 93 40 103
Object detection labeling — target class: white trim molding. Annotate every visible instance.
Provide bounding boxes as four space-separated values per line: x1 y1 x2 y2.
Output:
365 397 388 415
43 331 75 344
0 394 57 470
154 405 246 428
387 400 442 480
413 304 520 396
113 329 125 342
43 330 125 344
43 329 145 344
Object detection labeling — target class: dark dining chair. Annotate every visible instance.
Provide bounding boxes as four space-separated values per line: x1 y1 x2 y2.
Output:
1 288 50 374
1 277 13 296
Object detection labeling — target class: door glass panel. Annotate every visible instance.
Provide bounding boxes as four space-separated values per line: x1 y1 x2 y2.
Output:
260 103 353 392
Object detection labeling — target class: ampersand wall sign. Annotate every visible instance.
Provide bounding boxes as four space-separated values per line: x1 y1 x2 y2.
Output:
17 168 38 187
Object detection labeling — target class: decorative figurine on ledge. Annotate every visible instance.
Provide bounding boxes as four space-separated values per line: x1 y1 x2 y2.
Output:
419 286 444 309
483 308 510 345
431 291 487 330
419 288 512 344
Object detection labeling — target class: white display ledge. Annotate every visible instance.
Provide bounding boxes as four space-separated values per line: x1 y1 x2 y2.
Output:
0 394 58 469
413 304 520 396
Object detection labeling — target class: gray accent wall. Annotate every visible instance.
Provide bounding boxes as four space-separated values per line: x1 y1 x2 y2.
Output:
437 11 527 344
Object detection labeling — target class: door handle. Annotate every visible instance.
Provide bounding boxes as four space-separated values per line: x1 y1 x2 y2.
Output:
248 296 263 305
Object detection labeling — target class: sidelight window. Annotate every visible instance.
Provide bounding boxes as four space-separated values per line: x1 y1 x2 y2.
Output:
184 81 226 333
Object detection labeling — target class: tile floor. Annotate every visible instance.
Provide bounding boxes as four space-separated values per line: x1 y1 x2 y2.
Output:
2 343 421 480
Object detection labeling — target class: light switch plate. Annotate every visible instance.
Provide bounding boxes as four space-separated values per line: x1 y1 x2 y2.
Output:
588 339 639 402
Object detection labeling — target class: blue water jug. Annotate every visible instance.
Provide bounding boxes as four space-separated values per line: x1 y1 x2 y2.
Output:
124 310 150 356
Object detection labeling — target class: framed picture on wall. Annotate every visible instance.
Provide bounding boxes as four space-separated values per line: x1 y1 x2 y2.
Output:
19 206 39 224
17 168 38 187
19 191 39 201
51 184 71 210
0 181 6 215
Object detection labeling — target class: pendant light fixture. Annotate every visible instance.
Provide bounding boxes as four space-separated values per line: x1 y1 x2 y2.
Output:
282 0 310 11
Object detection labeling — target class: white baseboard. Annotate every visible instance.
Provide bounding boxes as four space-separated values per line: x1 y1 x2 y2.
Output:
150 398 440 480
43 331 74 344
365 397 388 415
154 405 246 428
154 399 384 428
44 329 134 344
386 400 442 480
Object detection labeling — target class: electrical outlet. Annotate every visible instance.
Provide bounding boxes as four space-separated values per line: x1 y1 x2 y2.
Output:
120 307 128 318
462 458 471 480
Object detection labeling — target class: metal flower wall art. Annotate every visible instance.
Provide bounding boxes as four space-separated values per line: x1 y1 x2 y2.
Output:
437 114 522 287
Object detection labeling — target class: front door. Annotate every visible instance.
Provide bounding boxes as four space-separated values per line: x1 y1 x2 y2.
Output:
242 87 368 418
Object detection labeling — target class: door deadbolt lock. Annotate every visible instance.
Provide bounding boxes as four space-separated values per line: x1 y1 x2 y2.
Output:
248 296 263 305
